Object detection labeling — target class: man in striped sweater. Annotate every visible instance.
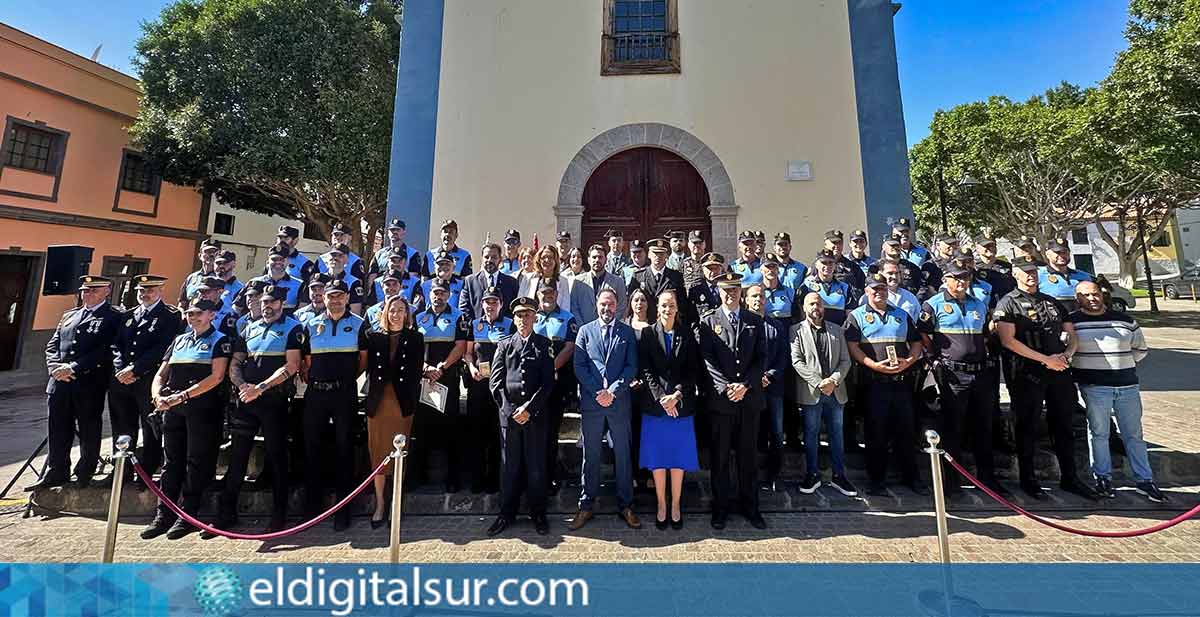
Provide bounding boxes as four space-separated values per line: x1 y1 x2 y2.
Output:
1064 282 1165 503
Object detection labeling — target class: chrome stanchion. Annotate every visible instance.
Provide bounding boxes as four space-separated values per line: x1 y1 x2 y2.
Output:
388 434 408 564
924 430 951 564
101 435 132 563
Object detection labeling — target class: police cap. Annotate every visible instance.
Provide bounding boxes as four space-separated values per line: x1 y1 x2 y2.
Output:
79 275 113 288
439 219 458 231
308 272 333 287
1012 255 1041 273
387 218 406 230
482 286 501 301
688 230 704 242
244 280 268 295
701 252 726 267
1046 236 1071 252
665 230 685 240
511 296 538 314
214 250 237 263
433 251 454 265
761 253 781 267
504 228 521 243
737 230 756 243
329 243 351 256
324 280 350 295
891 217 912 231
262 285 289 302
380 270 402 284
276 225 300 239
774 232 791 243
556 230 571 241
849 229 868 242
332 222 351 235
198 276 225 290
815 249 838 263
645 238 670 253
824 229 844 242
629 239 646 252
429 279 450 293
604 229 623 239
268 243 290 258
866 272 888 289
714 272 744 289
186 298 219 313
200 238 222 251
133 274 168 289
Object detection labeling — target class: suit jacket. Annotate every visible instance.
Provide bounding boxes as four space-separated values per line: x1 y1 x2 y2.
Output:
762 315 791 397
572 319 638 414
638 322 700 417
489 332 555 427
628 266 691 324
111 301 182 384
568 270 627 325
789 320 851 405
362 328 424 417
45 302 124 394
459 270 519 321
698 308 766 414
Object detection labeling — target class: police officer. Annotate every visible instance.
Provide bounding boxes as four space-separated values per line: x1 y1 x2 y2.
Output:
317 222 368 281
532 281 578 495
272 225 316 283
414 278 470 492
1014 235 1043 265
369 249 420 307
974 235 1016 301
628 238 690 324
211 285 304 534
844 273 927 497
555 231 573 269
301 279 365 530
824 230 866 293
666 230 688 271
371 218 423 283
623 239 648 286
847 229 876 276
236 280 267 334
141 297 232 540
500 229 523 275
293 273 330 326
973 235 1017 452
921 234 959 298
758 254 798 323
1038 236 1092 314
918 261 1006 498
994 256 1100 501
679 230 708 292
421 251 466 314
698 272 767 530
178 238 221 308
800 250 857 327
106 275 181 488
253 244 307 315
744 283 790 489
424 219 473 279
771 232 809 290
214 250 245 310
730 231 762 281
486 296 556 536
320 243 366 314
193 277 239 338
878 234 925 297
30 276 123 491
688 252 727 317
892 217 931 267
604 229 633 277
464 286 514 494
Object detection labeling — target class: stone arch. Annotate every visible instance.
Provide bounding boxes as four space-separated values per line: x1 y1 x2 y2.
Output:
554 123 739 256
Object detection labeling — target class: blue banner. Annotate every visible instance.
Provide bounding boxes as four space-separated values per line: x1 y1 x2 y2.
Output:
1 563 1197 616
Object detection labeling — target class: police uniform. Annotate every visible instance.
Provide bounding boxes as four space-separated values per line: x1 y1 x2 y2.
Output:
423 219 473 279
603 229 634 277
679 230 708 292
142 298 232 539
178 239 222 306
892 218 932 267
770 232 809 290
271 225 316 283
698 273 767 530
499 228 523 276
994 257 1096 500
800 252 857 327
251 243 306 315
466 295 514 494
487 297 557 535
35 276 124 489
413 289 471 492
919 266 999 494
974 238 1018 451
533 295 579 493
844 283 923 493
628 239 691 324
108 275 181 483
730 231 762 281
621 239 647 286
316 226 368 281
761 277 799 323
1038 237 1092 313
301 280 365 528
847 229 877 276
215 286 304 533
824 230 867 293
371 219 424 277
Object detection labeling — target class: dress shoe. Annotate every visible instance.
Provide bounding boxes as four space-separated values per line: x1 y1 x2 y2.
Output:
671 514 684 530
745 511 767 530
1060 478 1100 501
618 507 642 529
265 513 287 533
24 476 68 492
655 516 669 530
165 519 197 540
710 510 727 530
140 515 174 540
1021 482 1049 501
333 512 351 531
532 513 549 535
486 516 510 537
568 510 593 531
201 514 237 539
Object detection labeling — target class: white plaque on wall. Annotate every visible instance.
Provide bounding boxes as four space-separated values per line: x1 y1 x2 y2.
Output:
786 160 813 181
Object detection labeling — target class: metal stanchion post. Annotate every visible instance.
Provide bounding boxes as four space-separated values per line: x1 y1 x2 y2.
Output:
101 435 131 563
924 430 951 564
388 434 408 564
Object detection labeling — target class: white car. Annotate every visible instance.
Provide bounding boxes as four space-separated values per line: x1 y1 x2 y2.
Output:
1108 283 1136 312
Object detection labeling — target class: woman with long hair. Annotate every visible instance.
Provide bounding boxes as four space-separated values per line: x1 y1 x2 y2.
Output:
621 286 652 489
358 295 424 528
519 246 572 315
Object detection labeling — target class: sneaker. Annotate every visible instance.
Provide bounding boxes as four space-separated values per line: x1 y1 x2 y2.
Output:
1135 481 1168 504
797 473 821 494
1094 477 1116 499
828 474 858 497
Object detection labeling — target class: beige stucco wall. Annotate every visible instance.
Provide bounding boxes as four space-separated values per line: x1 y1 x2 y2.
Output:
430 0 868 258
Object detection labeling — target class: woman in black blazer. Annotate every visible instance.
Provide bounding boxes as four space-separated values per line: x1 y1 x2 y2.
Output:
358 295 424 528
637 289 701 530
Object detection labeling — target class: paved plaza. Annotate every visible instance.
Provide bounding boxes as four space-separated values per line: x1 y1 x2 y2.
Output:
2 302 1199 564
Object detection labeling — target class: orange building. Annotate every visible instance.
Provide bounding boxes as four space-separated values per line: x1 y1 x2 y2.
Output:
0 23 208 373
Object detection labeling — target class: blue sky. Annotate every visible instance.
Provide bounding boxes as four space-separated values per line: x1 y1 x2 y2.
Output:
1 0 1132 148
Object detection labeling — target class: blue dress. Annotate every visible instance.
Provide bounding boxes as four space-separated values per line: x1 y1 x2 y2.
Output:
638 331 700 471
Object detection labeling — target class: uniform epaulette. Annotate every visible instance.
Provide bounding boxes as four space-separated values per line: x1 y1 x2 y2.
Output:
163 304 181 314
702 308 717 317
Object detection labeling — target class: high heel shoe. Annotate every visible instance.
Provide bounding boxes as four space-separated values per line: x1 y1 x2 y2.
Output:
670 512 683 530
370 515 386 530
655 517 668 530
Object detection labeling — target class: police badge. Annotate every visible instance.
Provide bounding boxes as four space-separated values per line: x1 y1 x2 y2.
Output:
315 323 326 336
1048 274 1059 284
864 313 876 324
476 322 484 332
714 324 723 335
943 304 954 314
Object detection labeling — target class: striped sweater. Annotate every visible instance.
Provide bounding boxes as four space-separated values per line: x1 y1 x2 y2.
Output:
1066 310 1148 386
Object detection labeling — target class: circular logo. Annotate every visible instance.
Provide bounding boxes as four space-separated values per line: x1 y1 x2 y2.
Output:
864 313 876 324
193 565 242 617
943 304 954 314
1048 274 1059 284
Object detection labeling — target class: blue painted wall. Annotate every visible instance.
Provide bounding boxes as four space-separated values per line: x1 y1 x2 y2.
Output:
385 0 445 253
847 0 913 244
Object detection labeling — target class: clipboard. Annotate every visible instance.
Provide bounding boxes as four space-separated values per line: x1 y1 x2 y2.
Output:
420 378 449 413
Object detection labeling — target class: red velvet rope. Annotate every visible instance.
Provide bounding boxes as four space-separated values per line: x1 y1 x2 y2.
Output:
943 455 1200 538
131 456 391 540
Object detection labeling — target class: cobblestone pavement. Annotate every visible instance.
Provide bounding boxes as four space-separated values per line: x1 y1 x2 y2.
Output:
3 507 1200 563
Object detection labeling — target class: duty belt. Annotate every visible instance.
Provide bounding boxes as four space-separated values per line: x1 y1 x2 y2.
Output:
308 379 346 391
867 370 910 383
939 359 993 373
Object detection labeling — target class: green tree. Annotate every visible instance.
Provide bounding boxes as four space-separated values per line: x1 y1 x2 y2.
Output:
130 0 402 254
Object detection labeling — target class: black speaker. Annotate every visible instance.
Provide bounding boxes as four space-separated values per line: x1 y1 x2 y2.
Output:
43 245 94 296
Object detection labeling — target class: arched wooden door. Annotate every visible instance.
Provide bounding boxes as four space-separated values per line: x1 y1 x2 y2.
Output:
580 147 711 249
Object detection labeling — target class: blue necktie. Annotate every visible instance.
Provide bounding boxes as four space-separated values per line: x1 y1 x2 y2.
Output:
664 331 673 356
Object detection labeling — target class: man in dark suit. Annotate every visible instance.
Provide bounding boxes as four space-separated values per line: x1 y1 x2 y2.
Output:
487 297 556 536
628 238 691 324
30 276 124 490
699 272 767 530
460 242 519 321
687 252 727 318
106 275 181 487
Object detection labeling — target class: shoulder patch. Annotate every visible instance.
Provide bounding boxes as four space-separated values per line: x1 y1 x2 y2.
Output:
993 310 1005 318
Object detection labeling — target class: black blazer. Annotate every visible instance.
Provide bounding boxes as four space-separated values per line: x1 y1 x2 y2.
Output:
45 302 124 394
459 270 519 322
637 322 700 417
361 328 424 417
628 267 691 324
489 332 555 427
698 308 766 415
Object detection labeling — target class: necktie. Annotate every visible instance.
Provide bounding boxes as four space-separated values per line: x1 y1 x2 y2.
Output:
603 324 613 353
664 331 673 356
729 311 738 332
594 274 603 298
653 271 661 288
490 273 496 289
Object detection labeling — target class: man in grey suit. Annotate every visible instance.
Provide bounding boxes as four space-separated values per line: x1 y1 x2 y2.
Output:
790 292 856 497
570 288 641 530
568 244 627 325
